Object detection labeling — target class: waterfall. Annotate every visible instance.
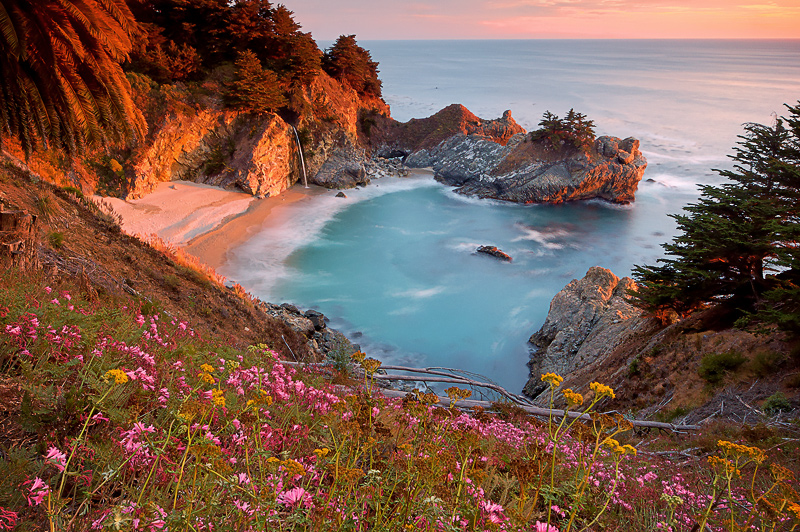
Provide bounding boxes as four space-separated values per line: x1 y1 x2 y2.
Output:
291 126 309 188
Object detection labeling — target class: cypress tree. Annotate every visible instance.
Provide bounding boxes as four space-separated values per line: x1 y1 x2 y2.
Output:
632 102 800 333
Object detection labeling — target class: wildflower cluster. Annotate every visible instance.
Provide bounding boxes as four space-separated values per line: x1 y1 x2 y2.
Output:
0 277 798 532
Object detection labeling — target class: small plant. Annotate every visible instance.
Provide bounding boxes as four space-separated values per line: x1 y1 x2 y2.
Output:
61 186 84 199
162 273 180 291
763 392 791 415
627 355 641 377
47 231 65 248
751 350 784 377
698 350 747 384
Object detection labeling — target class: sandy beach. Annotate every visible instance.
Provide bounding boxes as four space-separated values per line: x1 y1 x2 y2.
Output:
101 181 330 270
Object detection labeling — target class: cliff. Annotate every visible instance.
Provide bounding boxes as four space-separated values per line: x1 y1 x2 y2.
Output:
406 133 647 204
125 71 390 199
523 267 647 399
522 266 796 424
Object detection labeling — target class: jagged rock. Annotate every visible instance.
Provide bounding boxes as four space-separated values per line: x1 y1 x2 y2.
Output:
336 192 347 198
304 309 327 331
310 147 371 189
522 267 646 398
369 104 526 156
128 111 302 199
476 245 512 262
280 303 301 315
410 133 647 204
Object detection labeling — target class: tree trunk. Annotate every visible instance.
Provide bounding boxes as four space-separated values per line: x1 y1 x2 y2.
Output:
0 209 39 271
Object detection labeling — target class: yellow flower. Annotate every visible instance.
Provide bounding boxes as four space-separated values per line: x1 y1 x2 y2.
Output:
282 459 305 477
590 382 615 399
313 448 330 458
200 363 214 373
361 357 382 374
200 372 215 385
603 438 620 449
562 388 584 407
212 389 226 407
266 457 281 466
717 440 766 464
622 444 637 456
350 351 366 363
541 373 564 388
104 369 129 385
788 502 800 521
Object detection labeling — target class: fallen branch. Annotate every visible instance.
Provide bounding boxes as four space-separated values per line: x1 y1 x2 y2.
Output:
375 389 700 431
280 360 699 432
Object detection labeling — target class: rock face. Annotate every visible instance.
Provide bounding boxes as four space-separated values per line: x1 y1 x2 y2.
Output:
476 245 512 262
368 104 526 157
127 71 390 199
522 267 646 399
128 111 301 199
407 134 647 204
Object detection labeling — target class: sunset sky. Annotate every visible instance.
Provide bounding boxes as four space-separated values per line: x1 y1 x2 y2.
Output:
287 0 800 40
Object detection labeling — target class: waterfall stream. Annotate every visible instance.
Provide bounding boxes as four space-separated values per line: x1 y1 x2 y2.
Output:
291 126 309 188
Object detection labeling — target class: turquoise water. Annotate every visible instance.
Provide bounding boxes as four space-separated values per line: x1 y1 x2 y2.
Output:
224 40 800 393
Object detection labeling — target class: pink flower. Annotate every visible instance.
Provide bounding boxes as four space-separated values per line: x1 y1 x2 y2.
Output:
535 522 560 532
25 477 51 506
45 446 67 472
277 486 310 508
0 507 18 531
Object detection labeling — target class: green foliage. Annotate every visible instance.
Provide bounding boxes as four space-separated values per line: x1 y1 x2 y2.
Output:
129 0 321 86
632 102 800 331
698 350 747 384
750 350 784 377
61 186 84 199
762 392 791 415
224 50 288 115
323 35 382 98
0 0 145 156
530 109 596 151
48 232 65 249
627 355 641 377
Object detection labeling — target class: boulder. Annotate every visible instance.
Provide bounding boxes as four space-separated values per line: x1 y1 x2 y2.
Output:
304 309 327 331
522 267 647 398
476 245 512 262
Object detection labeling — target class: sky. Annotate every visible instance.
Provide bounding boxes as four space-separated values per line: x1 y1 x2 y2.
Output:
285 0 800 40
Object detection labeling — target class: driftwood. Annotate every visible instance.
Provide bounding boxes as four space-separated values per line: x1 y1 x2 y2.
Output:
280 360 700 432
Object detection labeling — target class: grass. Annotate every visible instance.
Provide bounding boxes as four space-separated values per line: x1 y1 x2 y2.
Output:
0 272 798 531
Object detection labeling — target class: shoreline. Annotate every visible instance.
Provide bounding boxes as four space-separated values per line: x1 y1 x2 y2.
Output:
103 171 434 274
102 180 330 270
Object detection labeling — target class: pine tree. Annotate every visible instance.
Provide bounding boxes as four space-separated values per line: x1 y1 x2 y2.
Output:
632 102 800 332
224 50 286 115
323 35 382 98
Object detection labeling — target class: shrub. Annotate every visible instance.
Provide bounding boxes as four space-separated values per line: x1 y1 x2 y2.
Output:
763 392 792 415
48 231 65 248
751 350 784 377
698 350 747 384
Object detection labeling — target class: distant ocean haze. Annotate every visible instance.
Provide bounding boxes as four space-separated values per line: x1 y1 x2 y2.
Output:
223 40 800 393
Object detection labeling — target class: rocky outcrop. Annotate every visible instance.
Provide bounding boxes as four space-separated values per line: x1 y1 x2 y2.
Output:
476 245 512 262
128 111 301 199
408 134 646 205
368 104 525 157
522 267 647 399
126 70 391 198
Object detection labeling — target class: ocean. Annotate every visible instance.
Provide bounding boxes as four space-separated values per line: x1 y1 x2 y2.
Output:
222 40 800 394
